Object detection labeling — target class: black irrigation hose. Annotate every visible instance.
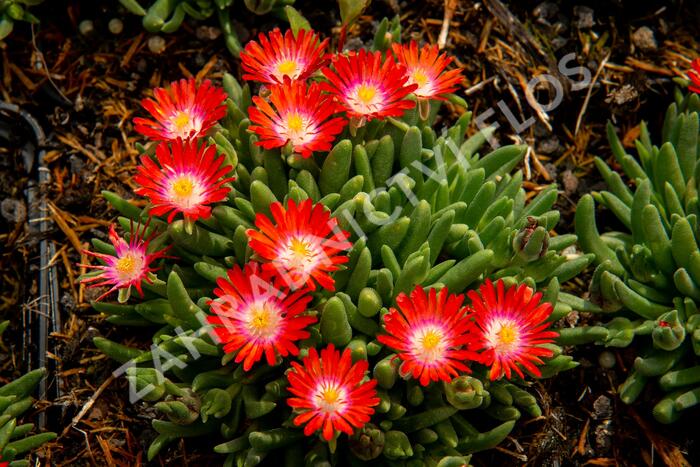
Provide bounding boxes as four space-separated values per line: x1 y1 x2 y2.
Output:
0 102 61 430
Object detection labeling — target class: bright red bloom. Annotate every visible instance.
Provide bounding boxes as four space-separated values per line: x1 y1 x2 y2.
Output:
467 279 558 380
133 78 227 141
247 199 351 291
377 286 479 386
248 79 346 158
241 28 329 84
134 139 234 223
320 49 417 121
689 58 700 94
392 41 463 100
287 344 379 441
80 223 170 302
207 262 315 371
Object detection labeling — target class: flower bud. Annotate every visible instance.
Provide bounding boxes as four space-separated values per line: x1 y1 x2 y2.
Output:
156 389 201 425
629 244 656 283
513 217 549 262
348 423 384 461
383 430 413 460
200 388 231 422
444 375 485 410
652 310 686 351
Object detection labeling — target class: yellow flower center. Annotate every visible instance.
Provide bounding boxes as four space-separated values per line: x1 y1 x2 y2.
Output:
115 256 136 275
172 177 194 198
412 326 445 364
488 320 521 354
251 307 271 331
278 236 320 277
316 384 345 414
247 302 280 339
421 330 442 351
497 325 517 345
412 69 429 87
287 114 304 133
276 59 298 76
172 111 191 130
321 387 339 405
114 253 144 280
168 175 203 210
289 238 311 259
356 84 377 104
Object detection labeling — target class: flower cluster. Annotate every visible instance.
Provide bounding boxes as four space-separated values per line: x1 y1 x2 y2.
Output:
81 78 234 302
242 28 464 156
379 280 557 386
84 26 570 459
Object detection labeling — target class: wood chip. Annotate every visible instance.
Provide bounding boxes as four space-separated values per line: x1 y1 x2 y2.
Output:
625 57 675 76
48 202 84 254
628 408 691 467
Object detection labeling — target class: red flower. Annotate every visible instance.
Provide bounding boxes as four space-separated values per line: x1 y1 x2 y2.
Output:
134 78 227 141
287 344 379 441
689 58 700 94
467 279 558 380
241 28 329 84
320 49 417 121
248 78 346 158
134 139 234 223
80 223 170 302
377 286 479 386
207 262 315 371
247 199 351 291
391 41 463 100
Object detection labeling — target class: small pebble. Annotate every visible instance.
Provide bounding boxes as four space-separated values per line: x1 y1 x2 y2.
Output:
594 419 613 452
196 25 221 41
632 26 657 51
598 350 616 369
561 169 579 195
593 395 613 419
605 84 638 106
60 292 77 313
148 35 166 54
79 19 94 36
564 309 580 327
1 198 27 223
533 2 559 23
544 162 558 180
537 135 561 155
573 5 594 29
108 18 124 35
84 326 100 340
69 154 85 175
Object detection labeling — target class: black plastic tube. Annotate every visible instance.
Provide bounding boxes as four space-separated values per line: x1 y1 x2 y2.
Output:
0 102 61 430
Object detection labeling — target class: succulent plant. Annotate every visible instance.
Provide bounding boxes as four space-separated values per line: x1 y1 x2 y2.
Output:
84 22 594 465
118 0 306 55
0 368 57 465
0 0 42 40
572 91 700 423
